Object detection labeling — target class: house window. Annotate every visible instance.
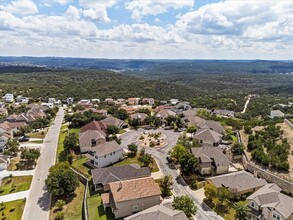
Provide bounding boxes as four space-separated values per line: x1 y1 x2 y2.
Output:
273 212 280 220
113 152 115 155
91 139 96 146
250 201 255 208
104 155 106 158
133 205 138 213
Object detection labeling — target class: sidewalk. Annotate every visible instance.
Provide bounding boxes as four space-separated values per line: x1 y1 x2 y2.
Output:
0 190 29 203
0 169 35 179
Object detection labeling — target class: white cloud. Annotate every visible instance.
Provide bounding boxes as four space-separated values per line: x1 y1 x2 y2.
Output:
54 0 71 5
79 0 117 22
125 0 194 20
65 5 80 20
0 0 38 15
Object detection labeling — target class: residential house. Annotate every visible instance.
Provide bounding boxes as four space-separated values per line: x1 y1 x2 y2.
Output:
120 106 138 115
170 99 179 105
91 99 100 103
79 108 108 116
128 98 140 106
0 107 8 116
101 116 126 129
91 164 151 191
79 130 106 153
115 99 126 106
41 102 54 108
2 94 14 103
78 99 93 109
80 120 108 133
198 120 225 134
213 109 235 118
156 109 176 123
130 113 149 123
176 102 191 111
0 121 27 137
105 98 114 104
247 183 293 220
16 96 29 104
142 98 155 106
190 146 230 175
88 141 124 168
270 110 285 119
5 114 18 123
124 204 188 220
0 154 10 171
193 128 223 146
66 97 74 105
101 177 162 218
15 113 35 124
207 171 267 195
181 109 198 117
182 116 205 127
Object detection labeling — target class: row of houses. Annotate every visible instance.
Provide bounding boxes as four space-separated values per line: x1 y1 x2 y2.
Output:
206 171 293 220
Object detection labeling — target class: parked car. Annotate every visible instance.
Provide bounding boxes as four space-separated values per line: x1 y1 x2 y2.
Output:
166 156 172 163
19 136 30 142
168 162 176 170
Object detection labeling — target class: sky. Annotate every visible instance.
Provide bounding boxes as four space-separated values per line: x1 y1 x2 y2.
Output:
0 0 292 59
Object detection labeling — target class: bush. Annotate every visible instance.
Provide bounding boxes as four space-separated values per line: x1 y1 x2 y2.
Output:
55 211 64 220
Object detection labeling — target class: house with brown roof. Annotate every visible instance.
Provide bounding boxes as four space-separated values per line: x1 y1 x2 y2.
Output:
142 98 155 106
127 98 140 106
199 120 225 134
124 203 188 220
193 128 223 146
87 141 124 168
91 164 151 191
101 116 126 129
156 109 176 124
79 130 106 153
191 146 230 175
206 171 267 195
80 120 108 133
130 113 149 123
0 154 10 171
101 177 162 218
247 183 293 220
182 116 205 127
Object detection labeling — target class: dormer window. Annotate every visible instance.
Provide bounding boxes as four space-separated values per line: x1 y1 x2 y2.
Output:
251 201 255 208
273 212 280 220
91 139 96 146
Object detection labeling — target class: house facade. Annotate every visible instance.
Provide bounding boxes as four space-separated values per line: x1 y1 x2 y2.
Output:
101 177 162 218
247 184 293 220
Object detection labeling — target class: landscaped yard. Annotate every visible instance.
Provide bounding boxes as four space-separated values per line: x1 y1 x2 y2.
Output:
49 181 85 220
113 154 159 173
27 130 47 139
29 140 44 144
223 200 247 220
0 176 32 196
71 155 91 178
7 157 21 171
0 199 26 220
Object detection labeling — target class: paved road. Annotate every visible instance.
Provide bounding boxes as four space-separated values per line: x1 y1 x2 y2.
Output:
120 129 223 220
21 108 64 220
0 190 29 203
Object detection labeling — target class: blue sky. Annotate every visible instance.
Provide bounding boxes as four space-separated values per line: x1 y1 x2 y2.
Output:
0 0 292 59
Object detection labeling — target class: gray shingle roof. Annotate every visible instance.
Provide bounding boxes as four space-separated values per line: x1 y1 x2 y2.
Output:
92 164 151 185
194 128 222 144
191 146 230 167
207 171 267 194
124 204 188 220
247 183 293 219
89 141 123 157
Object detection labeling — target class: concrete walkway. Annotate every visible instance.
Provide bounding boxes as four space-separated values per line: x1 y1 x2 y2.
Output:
0 169 35 179
0 190 29 203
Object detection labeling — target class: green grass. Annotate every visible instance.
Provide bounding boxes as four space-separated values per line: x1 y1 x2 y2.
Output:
56 124 69 162
113 154 159 173
50 182 85 220
0 199 26 220
223 200 247 220
27 130 47 139
0 176 33 196
118 129 126 134
70 128 80 135
71 156 91 178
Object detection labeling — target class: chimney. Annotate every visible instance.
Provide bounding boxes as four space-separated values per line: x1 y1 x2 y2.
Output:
118 182 122 191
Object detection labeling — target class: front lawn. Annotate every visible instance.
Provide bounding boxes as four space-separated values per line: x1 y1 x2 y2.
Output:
27 130 47 139
56 124 69 161
0 199 26 220
7 157 21 171
49 181 85 220
0 176 32 196
113 154 159 173
29 140 44 144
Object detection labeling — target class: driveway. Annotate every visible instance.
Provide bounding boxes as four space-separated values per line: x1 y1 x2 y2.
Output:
0 169 35 179
0 190 29 203
21 107 65 220
120 129 223 220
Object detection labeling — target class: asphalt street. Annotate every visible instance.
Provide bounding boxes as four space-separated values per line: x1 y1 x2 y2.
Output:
120 128 223 220
21 107 65 220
